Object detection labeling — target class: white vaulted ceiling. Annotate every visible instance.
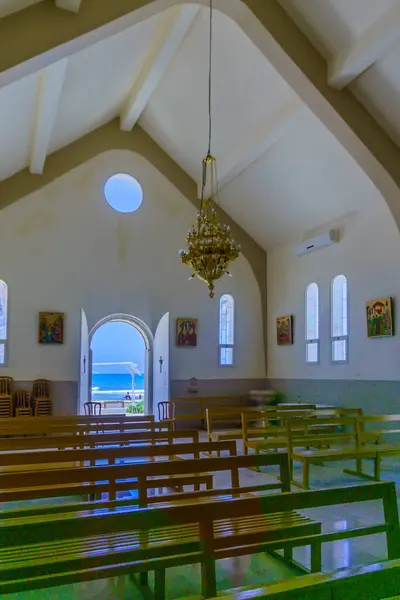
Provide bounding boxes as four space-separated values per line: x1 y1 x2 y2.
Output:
0 0 398 250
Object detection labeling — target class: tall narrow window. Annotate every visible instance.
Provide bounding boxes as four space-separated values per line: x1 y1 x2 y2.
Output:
219 294 234 366
305 283 319 363
0 281 8 365
331 275 348 363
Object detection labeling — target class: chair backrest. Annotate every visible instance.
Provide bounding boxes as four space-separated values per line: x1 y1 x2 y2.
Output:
32 379 50 398
84 401 102 416
0 397 12 418
13 389 29 409
0 377 13 396
157 401 175 421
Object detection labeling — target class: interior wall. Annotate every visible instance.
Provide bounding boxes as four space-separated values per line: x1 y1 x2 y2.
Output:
267 201 400 413
0 150 265 412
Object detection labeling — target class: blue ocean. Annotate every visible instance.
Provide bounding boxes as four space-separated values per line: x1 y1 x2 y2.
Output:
92 373 145 400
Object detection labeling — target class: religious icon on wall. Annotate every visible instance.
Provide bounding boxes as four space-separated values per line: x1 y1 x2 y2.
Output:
276 315 293 345
39 312 65 344
366 297 393 338
176 318 198 347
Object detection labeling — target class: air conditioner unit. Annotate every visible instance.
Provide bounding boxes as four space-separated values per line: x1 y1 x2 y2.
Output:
292 229 339 257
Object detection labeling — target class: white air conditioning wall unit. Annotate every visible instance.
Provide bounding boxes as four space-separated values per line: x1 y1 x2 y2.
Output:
292 229 339 257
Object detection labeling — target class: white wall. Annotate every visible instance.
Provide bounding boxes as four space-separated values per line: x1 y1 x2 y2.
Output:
267 201 400 381
0 150 265 382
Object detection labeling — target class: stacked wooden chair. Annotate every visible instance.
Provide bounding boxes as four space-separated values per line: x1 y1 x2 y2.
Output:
12 389 32 417
31 379 52 416
0 376 13 418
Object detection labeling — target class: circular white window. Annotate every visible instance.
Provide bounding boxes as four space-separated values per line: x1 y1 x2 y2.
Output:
104 173 143 213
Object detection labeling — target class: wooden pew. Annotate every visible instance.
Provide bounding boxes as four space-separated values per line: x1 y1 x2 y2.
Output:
0 440 240 504
0 413 155 428
0 419 171 437
208 558 400 600
0 480 397 599
207 407 334 449
0 428 199 452
287 416 378 489
1 452 290 519
0 439 233 473
207 406 320 445
172 395 244 428
356 414 400 481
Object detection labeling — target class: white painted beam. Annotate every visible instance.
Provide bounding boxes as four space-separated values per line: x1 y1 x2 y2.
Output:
55 0 82 13
329 3 400 89
120 4 199 131
218 97 305 189
30 59 68 175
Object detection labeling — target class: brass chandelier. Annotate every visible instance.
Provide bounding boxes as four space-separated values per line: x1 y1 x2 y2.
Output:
179 0 240 299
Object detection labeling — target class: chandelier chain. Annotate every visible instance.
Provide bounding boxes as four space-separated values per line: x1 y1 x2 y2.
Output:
207 0 213 156
179 0 240 298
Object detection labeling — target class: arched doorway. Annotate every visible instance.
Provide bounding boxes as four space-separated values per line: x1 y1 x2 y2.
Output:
89 314 153 415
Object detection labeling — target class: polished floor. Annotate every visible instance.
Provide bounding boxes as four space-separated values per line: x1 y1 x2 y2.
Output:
11 437 400 600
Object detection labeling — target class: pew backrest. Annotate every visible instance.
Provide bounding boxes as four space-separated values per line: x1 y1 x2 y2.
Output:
0 428 199 451
0 452 290 507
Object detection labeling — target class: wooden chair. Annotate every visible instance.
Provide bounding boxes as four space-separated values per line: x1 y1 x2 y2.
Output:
84 401 102 416
0 397 12 418
34 398 52 417
0 376 13 402
13 390 32 417
158 401 175 427
32 379 51 415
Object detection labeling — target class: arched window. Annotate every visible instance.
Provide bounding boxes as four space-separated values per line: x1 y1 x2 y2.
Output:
0 281 8 365
219 294 234 366
331 275 348 363
305 283 319 363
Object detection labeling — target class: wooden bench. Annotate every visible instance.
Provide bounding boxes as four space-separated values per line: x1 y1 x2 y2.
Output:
0 419 171 437
0 479 397 599
208 558 400 600
0 413 155 426
356 415 400 481
0 440 241 504
1 452 290 519
287 416 379 489
244 409 365 455
207 408 330 452
172 395 243 428
0 428 199 452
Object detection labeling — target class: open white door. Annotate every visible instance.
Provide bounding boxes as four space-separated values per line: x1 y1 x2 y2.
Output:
78 309 90 415
153 312 170 419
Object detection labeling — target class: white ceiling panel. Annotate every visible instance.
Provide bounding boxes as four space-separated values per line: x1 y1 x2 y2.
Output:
279 0 397 58
220 110 379 249
140 6 295 182
0 72 38 180
49 12 165 152
0 0 41 18
351 41 400 147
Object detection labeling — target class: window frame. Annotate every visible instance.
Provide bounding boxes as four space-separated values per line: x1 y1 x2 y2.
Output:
0 280 8 367
219 294 235 367
305 282 320 365
331 274 349 364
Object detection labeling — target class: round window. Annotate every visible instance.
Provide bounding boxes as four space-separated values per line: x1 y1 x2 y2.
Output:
104 173 143 213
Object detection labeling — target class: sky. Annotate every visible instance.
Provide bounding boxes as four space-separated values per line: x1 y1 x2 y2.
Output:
91 321 145 374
